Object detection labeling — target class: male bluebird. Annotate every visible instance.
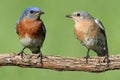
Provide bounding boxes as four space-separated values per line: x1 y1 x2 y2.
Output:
16 7 46 61
66 11 109 64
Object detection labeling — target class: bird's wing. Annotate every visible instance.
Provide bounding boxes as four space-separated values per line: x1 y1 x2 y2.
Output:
95 18 104 30
42 22 46 37
95 18 106 36
95 18 108 55
16 19 20 35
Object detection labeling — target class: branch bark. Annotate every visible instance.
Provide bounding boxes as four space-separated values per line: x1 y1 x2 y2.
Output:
0 53 119 73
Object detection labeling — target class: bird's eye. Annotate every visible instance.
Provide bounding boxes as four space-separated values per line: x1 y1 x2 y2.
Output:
30 10 34 14
77 13 80 16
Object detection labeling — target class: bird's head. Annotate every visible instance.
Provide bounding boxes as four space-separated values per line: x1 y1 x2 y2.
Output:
21 7 44 20
66 11 93 22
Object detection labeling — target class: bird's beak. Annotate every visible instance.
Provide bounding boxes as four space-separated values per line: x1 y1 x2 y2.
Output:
40 11 45 14
66 14 72 18
39 11 44 15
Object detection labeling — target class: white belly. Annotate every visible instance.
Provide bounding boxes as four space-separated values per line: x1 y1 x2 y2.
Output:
83 36 95 48
20 35 42 48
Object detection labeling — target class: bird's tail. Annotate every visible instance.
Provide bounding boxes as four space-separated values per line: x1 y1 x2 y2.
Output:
97 46 108 57
97 51 108 56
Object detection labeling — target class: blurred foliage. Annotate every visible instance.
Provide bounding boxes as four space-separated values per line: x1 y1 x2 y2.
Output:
0 0 120 80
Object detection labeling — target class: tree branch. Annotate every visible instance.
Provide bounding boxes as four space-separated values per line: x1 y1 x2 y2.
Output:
0 53 119 73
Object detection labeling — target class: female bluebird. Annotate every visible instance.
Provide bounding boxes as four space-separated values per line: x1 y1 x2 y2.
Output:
16 7 46 61
66 11 109 64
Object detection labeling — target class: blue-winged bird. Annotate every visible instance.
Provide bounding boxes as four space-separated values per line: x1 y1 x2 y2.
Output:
16 7 46 63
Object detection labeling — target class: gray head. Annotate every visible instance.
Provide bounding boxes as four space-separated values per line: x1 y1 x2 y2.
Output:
21 7 44 19
66 11 94 21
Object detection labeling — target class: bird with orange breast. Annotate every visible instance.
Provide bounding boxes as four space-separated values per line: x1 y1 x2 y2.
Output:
66 11 109 64
16 7 46 62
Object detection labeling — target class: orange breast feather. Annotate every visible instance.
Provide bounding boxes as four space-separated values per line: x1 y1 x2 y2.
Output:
16 18 43 39
74 19 99 42
74 19 91 42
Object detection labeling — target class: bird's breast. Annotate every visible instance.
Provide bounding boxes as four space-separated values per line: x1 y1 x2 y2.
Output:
17 18 44 39
74 20 100 48
74 21 91 42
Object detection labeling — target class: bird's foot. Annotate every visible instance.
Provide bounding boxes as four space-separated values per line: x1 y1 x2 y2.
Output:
36 53 43 65
18 51 26 58
103 56 110 67
84 55 90 64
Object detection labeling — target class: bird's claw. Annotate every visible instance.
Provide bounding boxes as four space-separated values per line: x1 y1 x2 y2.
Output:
84 55 90 64
18 51 26 58
103 56 110 67
36 54 43 64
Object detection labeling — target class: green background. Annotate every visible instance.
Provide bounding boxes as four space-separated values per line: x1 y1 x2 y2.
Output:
0 0 120 80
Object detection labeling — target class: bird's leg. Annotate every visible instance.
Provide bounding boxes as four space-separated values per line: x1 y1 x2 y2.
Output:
36 52 43 65
84 49 90 63
18 47 26 58
103 54 110 67
31 46 43 65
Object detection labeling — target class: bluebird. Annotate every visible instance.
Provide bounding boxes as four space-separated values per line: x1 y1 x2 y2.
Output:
66 11 109 64
16 7 46 62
